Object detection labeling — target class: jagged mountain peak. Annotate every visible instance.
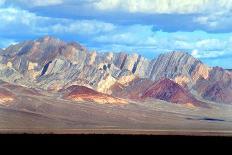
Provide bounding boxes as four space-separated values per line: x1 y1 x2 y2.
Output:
160 51 189 56
67 42 86 51
1 36 89 68
36 36 86 51
159 51 202 63
148 50 209 82
3 36 85 56
37 35 62 43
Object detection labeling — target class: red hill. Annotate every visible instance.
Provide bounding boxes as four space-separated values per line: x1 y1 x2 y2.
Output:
141 78 207 107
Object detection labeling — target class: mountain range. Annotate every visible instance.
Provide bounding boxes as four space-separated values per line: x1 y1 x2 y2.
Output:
0 36 231 108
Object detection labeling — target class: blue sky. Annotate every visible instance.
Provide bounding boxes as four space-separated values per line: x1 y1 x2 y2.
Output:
0 0 232 68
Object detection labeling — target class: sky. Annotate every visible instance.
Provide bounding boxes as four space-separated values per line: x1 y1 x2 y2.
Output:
0 0 232 68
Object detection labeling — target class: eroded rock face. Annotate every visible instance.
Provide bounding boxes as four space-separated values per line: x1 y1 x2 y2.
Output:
192 63 211 82
0 37 149 93
121 53 139 71
0 61 26 84
96 74 117 94
0 36 231 105
1 38 150 93
174 75 190 88
147 51 210 83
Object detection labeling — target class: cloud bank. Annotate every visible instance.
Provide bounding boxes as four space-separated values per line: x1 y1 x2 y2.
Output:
0 0 232 68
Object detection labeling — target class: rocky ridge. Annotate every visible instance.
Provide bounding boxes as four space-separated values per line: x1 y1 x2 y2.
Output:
0 36 231 105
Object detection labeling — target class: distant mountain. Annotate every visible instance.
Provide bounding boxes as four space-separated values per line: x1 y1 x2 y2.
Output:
0 36 231 105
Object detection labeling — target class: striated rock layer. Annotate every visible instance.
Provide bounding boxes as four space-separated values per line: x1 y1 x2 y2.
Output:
0 36 231 105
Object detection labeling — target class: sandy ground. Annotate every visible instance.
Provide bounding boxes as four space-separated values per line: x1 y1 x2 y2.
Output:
1 93 232 136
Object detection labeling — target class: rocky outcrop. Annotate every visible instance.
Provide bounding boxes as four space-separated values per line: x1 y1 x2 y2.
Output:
96 73 117 94
121 53 139 71
0 60 27 84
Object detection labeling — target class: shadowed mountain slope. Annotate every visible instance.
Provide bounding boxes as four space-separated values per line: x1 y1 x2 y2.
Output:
141 78 207 107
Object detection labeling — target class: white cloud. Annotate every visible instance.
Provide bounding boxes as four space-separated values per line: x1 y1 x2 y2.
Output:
177 37 232 59
47 20 115 35
93 0 232 14
191 49 199 57
0 7 116 36
94 25 157 46
32 0 63 6
191 49 226 58
195 39 227 50
93 0 232 31
16 0 63 7
95 33 157 47
173 37 231 59
0 7 39 26
194 11 232 31
2 0 231 32
94 26 232 60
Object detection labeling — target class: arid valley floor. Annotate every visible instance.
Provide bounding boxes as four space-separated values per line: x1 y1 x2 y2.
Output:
1 92 232 136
